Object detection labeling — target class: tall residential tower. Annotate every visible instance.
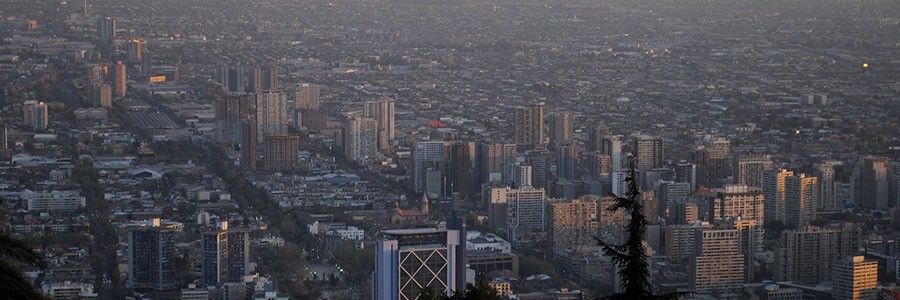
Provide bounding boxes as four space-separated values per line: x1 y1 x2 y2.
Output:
514 104 545 148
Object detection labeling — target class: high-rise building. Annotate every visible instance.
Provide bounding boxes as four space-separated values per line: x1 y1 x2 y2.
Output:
891 163 900 210
488 187 511 229
549 179 577 200
665 224 702 263
643 190 660 223
22 101 36 129
762 170 819 228
476 141 516 188
263 63 278 90
255 91 288 141
513 104 545 148
96 17 115 46
490 187 548 240
691 146 711 188
525 149 549 189
226 66 245 93
762 169 793 225
343 117 379 162
549 198 598 253
596 195 625 225
126 40 142 64
363 98 395 152
555 143 577 180
223 282 252 300
784 174 817 229
215 64 229 90
641 168 673 191
476 142 516 185
713 185 765 224
127 218 182 291
240 119 257 171
658 181 691 204
201 221 250 287
241 63 275 92
735 153 773 188
263 134 299 171
374 228 465 300
298 110 327 131
424 161 451 198
817 161 840 211
0 126 8 160
854 156 890 209
611 171 629 198
248 66 262 93
140 49 151 76
23 101 48 131
700 137 732 188
774 224 862 284
215 94 254 144
587 124 609 152
98 83 112 107
294 83 324 130
658 181 691 220
450 143 473 198
735 220 764 282
414 141 449 193
584 151 611 179
709 137 731 159
673 202 699 225
692 229 744 297
597 195 626 243
294 83 320 110
511 163 533 188
548 112 572 149
832 256 878 300
634 134 664 171
503 186 547 241
113 61 126 98
85 64 105 95
674 161 698 192
602 135 624 172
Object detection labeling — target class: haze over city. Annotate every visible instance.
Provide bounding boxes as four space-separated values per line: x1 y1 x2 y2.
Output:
0 0 899 299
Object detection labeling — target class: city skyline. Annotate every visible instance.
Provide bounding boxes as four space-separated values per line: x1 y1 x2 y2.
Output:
1 0 900 299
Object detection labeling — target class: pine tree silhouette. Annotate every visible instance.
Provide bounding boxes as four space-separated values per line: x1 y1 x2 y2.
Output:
0 234 47 299
595 160 688 300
